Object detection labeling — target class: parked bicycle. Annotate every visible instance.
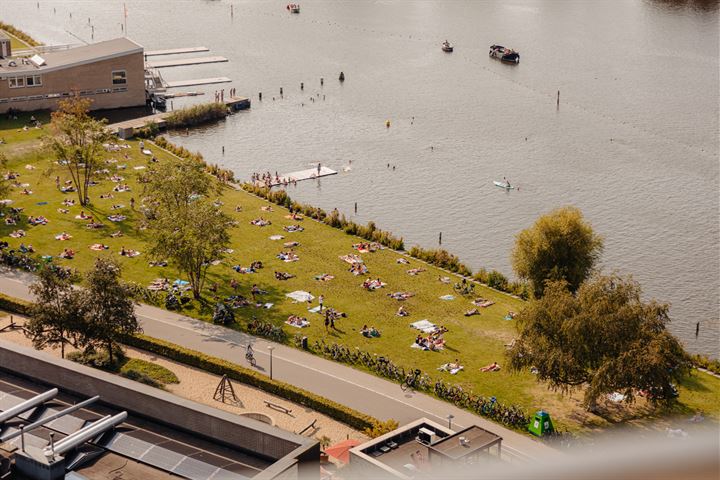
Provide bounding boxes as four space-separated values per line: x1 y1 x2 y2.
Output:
401 369 422 392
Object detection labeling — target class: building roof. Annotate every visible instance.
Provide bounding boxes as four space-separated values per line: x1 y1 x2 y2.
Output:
0 37 143 75
426 425 502 461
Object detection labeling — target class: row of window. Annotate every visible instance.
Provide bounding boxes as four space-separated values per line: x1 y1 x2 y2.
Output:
0 86 128 104
8 75 42 88
7 70 127 89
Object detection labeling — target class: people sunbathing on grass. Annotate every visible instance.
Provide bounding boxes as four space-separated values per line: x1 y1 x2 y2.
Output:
407 268 425 276
4 217 16 226
396 258 410 265
250 217 271 227
440 359 464 374
9 230 25 238
480 362 501 372
283 241 300 248
464 308 479 316
59 248 75 259
472 298 495 308
362 278 386 290
107 214 126 222
110 174 124 183
4 171 19 180
438 276 451 284
19 243 34 253
110 204 125 210
61 198 75 207
505 311 517 320
55 232 72 241
60 185 75 193
284 224 304 232
275 271 295 280
86 221 104 229
314 273 334 282
89 244 109 251
113 184 130 192
353 242 381 253
20 188 32 195
349 262 369 275
27 216 48 226
286 211 303 221
454 279 475 295
76 211 93 220
396 305 409 316
277 250 299 262
119 246 140 257
57 208 69 214
149 260 168 267
110 230 123 238
99 193 114 199
414 334 445 351
260 205 273 212
286 315 309 328
361 325 381 338
388 291 414 300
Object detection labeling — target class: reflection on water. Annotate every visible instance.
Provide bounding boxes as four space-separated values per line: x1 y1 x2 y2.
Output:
2 0 718 356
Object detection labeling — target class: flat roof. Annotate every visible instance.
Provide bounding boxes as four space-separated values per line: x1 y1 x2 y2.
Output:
0 37 143 75
427 425 502 460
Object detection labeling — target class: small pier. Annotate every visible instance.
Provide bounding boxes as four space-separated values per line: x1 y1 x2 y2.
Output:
145 47 210 56
108 98 250 138
146 56 228 68
165 77 232 88
262 166 338 187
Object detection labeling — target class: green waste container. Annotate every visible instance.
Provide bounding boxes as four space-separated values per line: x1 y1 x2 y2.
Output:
528 410 554 437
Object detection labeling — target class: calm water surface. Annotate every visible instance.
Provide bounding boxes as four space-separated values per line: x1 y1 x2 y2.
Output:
3 0 718 355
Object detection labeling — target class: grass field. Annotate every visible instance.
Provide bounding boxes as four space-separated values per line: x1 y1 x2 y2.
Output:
1 112 718 435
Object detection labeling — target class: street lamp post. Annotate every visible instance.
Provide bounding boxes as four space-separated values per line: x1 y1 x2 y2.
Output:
267 346 275 380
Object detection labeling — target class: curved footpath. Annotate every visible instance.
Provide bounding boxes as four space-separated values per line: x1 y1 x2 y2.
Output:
0 268 558 461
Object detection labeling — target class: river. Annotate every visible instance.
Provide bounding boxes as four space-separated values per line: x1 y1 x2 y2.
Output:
2 0 718 356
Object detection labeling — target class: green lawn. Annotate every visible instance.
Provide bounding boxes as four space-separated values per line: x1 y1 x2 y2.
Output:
1 117 717 435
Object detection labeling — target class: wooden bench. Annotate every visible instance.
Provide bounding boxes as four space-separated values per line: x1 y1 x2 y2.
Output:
264 400 292 414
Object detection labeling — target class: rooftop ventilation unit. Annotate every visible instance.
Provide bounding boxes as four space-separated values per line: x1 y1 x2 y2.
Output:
29 54 46 67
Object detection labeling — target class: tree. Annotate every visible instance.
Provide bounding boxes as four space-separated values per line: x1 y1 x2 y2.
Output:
26 266 83 358
143 156 231 299
82 257 139 362
507 274 690 409
512 206 603 298
47 96 111 206
149 199 232 299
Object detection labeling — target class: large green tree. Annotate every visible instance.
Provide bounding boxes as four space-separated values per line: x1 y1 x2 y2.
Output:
143 156 231 299
512 206 603 297
507 274 690 409
82 257 139 362
26 266 84 358
48 96 111 206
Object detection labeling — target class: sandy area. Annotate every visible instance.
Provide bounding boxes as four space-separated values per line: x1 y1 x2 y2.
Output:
0 313 368 446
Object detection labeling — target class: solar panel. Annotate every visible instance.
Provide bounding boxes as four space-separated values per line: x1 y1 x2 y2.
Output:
140 445 186 471
172 456 219 480
209 468 250 480
102 432 154 458
45 412 86 435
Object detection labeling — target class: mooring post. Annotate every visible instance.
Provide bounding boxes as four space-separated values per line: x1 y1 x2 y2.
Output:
259 92 262 101
320 77 324 86
300 82 304 90
557 90 560 108
280 87 283 96
439 232 442 245
696 322 700 336
354 202 357 214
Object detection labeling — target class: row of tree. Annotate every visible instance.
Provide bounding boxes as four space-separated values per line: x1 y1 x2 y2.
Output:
27 258 139 362
508 207 690 409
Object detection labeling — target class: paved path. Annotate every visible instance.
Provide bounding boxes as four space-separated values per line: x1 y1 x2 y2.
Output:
0 268 557 461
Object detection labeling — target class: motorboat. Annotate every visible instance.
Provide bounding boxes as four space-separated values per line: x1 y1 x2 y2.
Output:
493 180 514 190
287 4 300 13
489 45 520 63
442 41 454 53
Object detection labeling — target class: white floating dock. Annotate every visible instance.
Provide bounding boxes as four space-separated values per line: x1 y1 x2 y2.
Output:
146 56 228 68
145 47 210 56
165 77 232 88
265 167 338 186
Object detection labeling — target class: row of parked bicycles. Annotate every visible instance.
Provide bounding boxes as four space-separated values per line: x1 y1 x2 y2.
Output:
309 338 531 430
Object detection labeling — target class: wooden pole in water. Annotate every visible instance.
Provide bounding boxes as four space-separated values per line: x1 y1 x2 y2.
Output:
354 202 357 214
300 82 304 90
557 90 560 108
439 232 442 245
231 5 234 17
259 92 262 101
696 322 700 336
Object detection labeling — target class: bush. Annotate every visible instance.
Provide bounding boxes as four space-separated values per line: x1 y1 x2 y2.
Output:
692 354 720 376
134 121 160 139
0 293 31 315
67 346 127 371
124 334 378 431
120 358 179 385
364 419 399 438
120 368 163 388
407 246 472 276
0 22 42 47
165 102 228 128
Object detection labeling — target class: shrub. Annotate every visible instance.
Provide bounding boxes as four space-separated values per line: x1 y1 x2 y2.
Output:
692 354 720 376
124 334 378 431
408 246 472 276
0 293 31 315
67 346 127 371
363 419 399 438
120 358 179 385
165 102 228 128
134 121 160 139
120 368 163 388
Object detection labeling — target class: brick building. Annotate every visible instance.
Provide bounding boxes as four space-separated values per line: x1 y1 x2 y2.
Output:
0 37 146 113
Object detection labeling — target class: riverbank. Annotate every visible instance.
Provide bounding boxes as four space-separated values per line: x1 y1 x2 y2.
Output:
1 113 718 436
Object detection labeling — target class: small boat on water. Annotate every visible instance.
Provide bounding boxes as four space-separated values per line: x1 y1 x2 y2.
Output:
494 180 514 190
442 40 454 53
489 45 520 64
287 3 300 13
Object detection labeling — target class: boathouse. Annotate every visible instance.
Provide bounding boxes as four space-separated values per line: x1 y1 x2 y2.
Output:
0 37 146 113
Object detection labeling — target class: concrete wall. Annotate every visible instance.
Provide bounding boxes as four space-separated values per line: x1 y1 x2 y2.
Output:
0 51 145 113
0 340 318 472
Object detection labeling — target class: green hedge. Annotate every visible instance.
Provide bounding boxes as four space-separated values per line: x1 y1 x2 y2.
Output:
0 293 31 315
124 334 378 431
165 102 228 128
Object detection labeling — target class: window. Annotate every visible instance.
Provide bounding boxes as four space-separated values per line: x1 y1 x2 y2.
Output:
8 77 24 88
112 70 127 85
25 75 42 87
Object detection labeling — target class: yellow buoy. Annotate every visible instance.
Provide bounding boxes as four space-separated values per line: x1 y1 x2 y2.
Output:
385 120 391 128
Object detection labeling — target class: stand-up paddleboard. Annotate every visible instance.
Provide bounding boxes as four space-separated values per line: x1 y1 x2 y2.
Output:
494 181 514 190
